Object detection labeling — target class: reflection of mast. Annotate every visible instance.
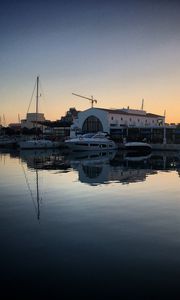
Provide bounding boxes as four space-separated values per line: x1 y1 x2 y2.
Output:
36 168 40 221
21 161 41 222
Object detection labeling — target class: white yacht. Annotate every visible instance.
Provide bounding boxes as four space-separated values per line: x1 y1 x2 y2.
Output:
64 132 118 151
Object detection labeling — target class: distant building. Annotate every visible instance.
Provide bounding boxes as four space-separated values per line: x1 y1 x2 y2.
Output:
21 113 46 130
70 107 165 137
60 107 79 124
9 123 21 132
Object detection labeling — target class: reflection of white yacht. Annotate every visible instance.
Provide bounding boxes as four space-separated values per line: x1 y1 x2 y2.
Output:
68 150 117 166
64 132 118 151
68 150 117 186
70 151 155 186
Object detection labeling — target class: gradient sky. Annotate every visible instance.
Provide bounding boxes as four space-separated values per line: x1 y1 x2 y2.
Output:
0 0 180 124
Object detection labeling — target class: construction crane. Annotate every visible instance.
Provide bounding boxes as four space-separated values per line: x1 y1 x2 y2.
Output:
72 93 98 108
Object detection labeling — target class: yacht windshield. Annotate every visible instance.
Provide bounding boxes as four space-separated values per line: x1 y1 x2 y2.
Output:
82 133 95 138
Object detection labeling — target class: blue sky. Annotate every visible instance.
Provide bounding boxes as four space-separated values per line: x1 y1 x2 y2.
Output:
0 0 180 123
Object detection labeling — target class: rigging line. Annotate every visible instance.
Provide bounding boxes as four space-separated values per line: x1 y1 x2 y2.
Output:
39 80 47 113
27 80 37 114
39 79 46 102
21 162 38 215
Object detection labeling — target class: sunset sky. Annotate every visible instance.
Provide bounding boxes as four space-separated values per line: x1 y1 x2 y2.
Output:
0 0 180 124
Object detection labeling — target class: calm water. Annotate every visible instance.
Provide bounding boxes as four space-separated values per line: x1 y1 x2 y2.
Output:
0 149 180 299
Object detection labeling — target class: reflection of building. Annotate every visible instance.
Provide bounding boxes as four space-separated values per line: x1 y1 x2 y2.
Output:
76 163 156 186
70 107 165 138
69 151 156 185
18 149 180 186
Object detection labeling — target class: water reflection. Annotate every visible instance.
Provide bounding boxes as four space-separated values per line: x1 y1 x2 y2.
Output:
1 149 180 186
1 148 180 298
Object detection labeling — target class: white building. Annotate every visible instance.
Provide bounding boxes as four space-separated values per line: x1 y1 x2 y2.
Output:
70 107 165 137
21 113 46 130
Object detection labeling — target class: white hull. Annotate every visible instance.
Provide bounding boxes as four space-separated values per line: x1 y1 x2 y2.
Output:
19 139 60 149
65 132 118 151
65 141 117 151
125 142 151 152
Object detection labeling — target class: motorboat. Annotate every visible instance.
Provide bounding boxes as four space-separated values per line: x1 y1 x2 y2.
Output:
64 132 118 151
124 142 152 152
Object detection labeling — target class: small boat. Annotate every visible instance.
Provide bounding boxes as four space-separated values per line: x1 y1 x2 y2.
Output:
124 142 152 152
0 136 17 148
64 132 118 151
19 139 60 149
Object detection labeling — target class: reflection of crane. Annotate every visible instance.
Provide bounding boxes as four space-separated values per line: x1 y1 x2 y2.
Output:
72 93 98 108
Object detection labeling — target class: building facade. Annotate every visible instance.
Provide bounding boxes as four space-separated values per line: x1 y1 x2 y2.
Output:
21 113 46 130
70 107 165 138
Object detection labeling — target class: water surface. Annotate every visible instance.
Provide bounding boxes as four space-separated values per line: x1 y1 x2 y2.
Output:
0 149 180 299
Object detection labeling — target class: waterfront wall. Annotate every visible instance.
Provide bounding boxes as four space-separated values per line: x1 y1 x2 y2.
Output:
150 144 180 151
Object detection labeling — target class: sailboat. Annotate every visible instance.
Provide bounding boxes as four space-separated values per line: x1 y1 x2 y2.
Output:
19 76 59 149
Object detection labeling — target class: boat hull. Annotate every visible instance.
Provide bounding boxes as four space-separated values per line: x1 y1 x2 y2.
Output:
125 142 152 152
65 140 117 151
19 140 60 149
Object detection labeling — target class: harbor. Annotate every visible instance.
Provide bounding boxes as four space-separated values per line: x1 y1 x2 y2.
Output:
1 0 180 298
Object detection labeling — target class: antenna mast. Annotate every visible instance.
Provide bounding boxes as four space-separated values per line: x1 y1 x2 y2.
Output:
72 93 98 108
141 99 144 110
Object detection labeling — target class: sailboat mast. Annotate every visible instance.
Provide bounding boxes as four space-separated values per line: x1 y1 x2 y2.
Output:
35 76 39 136
36 77 39 123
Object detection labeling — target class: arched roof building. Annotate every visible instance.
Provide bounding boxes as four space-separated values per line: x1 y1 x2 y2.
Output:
70 107 165 137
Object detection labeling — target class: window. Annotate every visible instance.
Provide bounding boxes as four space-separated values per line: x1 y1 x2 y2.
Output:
82 115 103 132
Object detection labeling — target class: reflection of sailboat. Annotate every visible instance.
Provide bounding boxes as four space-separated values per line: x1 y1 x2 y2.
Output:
19 148 67 170
21 159 41 221
35 168 40 221
19 76 59 149
16 148 180 187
